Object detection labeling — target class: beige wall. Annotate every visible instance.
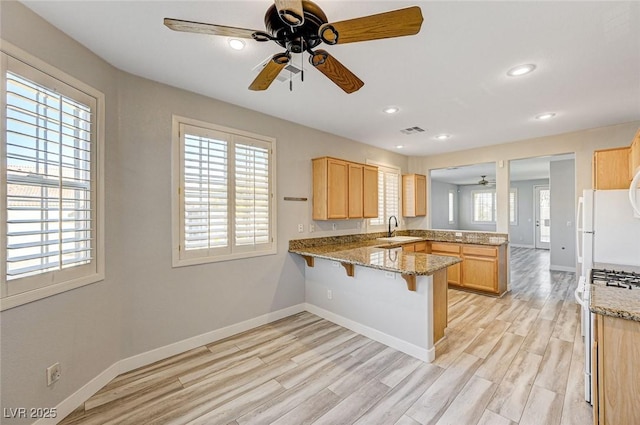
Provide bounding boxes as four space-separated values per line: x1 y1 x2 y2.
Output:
0 2 407 421
410 121 640 231
2 1 639 422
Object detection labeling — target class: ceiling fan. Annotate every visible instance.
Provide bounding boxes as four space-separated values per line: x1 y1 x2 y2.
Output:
478 176 495 187
164 0 423 94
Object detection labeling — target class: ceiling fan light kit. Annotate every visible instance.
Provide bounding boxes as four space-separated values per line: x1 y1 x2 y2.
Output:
164 0 423 94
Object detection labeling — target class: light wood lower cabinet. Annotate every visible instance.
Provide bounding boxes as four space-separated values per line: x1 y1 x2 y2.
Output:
429 242 507 295
430 242 461 286
593 314 640 425
402 241 427 253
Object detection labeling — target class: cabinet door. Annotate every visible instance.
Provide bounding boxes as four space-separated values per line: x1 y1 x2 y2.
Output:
593 147 631 190
414 241 427 253
461 255 498 293
327 159 349 219
631 130 640 177
363 165 379 218
447 261 461 286
348 163 364 218
416 174 427 216
403 244 415 252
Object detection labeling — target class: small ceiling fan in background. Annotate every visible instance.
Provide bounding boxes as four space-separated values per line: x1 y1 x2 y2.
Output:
478 175 496 187
164 0 423 93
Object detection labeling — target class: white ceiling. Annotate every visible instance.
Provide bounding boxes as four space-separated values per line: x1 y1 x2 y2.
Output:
19 1 640 156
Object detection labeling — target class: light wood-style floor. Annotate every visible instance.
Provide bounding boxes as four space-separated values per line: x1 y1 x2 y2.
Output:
60 247 592 425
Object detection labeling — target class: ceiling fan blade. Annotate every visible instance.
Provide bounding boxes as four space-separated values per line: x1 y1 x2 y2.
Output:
274 0 305 26
164 18 260 39
249 53 290 91
319 6 423 45
310 50 364 94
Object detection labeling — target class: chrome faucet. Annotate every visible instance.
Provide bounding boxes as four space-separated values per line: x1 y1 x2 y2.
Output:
388 215 398 237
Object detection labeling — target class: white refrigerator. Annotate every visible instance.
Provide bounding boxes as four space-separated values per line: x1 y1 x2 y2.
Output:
575 188 640 403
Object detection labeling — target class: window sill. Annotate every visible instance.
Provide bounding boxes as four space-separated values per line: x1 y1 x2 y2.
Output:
172 248 278 268
1 272 105 311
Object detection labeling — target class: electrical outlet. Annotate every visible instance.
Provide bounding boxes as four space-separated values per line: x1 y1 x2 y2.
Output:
297 224 304 233
332 223 337 231
327 289 333 300
331 261 339 267
309 223 315 233
46 363 61 386
384 271 395 279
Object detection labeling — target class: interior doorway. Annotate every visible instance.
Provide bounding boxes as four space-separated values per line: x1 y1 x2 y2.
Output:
534 185 551 250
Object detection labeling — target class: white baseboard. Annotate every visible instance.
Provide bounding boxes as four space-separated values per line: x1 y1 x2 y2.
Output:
304 303 434 362
37 303 306 425
510 243 535 249
118 303 305 373
550 265 576 272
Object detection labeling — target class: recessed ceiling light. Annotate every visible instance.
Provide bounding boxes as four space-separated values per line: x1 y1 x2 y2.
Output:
395 145 404 149
507 64 536 77
383 106 400 114
434 134 451 140
228 39 245 50
535 112 556 120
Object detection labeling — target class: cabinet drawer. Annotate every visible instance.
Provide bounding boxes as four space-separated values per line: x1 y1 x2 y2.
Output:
462 245 497 257
431 243 460 254
414 241 427 253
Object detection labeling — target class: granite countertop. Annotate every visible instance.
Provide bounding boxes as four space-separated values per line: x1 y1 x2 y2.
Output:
288 230 508 276
289 243 462 276
589 263 640 322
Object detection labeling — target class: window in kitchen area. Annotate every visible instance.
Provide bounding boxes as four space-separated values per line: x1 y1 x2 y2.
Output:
172 116 276 267
1 46 105 310
448 189 456 224
368 163 400 230
472 189 517 224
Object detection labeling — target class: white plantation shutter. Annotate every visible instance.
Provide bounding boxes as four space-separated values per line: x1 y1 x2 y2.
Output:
5 73 94 278
369 165 400 227
2 50 103 305
182 128 229 253
175 119 275 265
234 140 271 248
509 189 517 224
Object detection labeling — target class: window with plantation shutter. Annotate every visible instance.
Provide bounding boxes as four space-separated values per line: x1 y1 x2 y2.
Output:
368 164 400 228
173 117 276 266
1 47 104 310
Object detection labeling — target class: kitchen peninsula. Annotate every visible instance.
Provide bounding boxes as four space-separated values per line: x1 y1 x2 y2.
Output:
289 229 508 362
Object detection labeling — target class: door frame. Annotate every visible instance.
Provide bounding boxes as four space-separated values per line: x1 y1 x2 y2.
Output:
534 185 551 250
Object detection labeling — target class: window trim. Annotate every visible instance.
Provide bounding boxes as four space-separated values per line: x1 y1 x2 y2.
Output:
171 115 277 267
448 189 456 224
365 161 401 232
1 41 105 311
471 189 496 223
509 188 518 225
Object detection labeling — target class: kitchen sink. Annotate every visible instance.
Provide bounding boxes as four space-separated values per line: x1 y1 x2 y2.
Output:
376 236 423 243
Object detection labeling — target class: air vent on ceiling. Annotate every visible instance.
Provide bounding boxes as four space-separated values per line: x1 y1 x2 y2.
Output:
400 126 426 135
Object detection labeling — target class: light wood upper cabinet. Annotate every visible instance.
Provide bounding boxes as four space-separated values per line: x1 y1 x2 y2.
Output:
593 147 631 190
402 173 426 217
348 163 364 218
363 165 379 218
631 129 640 177
312 157 378 220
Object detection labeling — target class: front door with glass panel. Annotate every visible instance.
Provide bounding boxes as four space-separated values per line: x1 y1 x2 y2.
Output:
535 186 550 250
